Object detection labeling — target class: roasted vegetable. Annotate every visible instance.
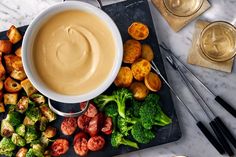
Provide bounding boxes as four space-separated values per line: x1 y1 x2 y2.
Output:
10 69 27 81
44 126 56 138
141 44 154 61
1 119 14 137
40 133 54 147
30 143 44 157
131 122 155 144
39 116 48 132
0 80 3 90
44 150 51 157
94 88 132 118
26 148 44 157
4 55 21 73
16 147 28 157
117 116 137 136
39 104 56 122
123 39 141 64
128 22 149 40
7 25 22 44
0 40 12 53
139 94 172 129
16 96 29 113
21 79 37 96
11 133 26 146
4 93 18 105
30 94 45 105
0 102 5 113
23 116 35 126
15 46 22 57
131 58 151 81
6 111 22 127
0 137 16 156
111 132 138 149
25 125 38 144
16 124 26 137
114 67 133 88
26 107 41 123
130 82 149 100
144 72 162 92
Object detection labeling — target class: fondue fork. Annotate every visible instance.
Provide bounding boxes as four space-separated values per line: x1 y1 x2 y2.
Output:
150 61 225 155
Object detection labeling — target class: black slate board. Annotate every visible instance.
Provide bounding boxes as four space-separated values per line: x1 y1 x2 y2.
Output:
0 0 181 156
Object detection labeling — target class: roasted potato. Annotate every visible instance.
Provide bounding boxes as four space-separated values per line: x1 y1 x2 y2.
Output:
0 40 12 53
44 126 57 138
15 46 22 57
16 147 28 157
16 96 29 113
114 67 133 87
4 55 21 73
131 58 151 81
0 102 5 113
10 69 27 81
4 77 22 93
0 81 3 90
0 61 6 80
128 22 149 40
123 39 141 64
141 44 154 61
7 25 22 44
130 82 149 100
4 93 18 105
12 60 23 71
144 72 162 92
21 79 37 96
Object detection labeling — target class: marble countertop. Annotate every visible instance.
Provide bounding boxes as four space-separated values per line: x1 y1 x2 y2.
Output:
0 0 235 157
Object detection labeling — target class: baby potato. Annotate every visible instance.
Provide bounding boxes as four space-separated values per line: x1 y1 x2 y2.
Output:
4 77 22 93
123 39 141 64
128 22 149 40
144 72 162 92
131 58 151 81
7 25 22 44
141 44 154 61
130 82 149 100
15 47 22 57
114 67 133 87
0 40 12 53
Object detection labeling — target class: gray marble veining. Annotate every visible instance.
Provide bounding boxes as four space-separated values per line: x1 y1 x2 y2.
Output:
0 0 235 157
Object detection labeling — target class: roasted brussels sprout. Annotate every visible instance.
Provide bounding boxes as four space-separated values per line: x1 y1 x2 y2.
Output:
16 96 29 113
44 150 51 157
16 124 26 137
6 111 22 127
26 148 44 157
0 137 16 156
23 116 35 126
11 133 26 146
25 125 38 144
39 116 48 132
26 107 41 123
44 126 56 138
1 119 14 137
16 147 28 157
39 105 56 122
30 94 45 105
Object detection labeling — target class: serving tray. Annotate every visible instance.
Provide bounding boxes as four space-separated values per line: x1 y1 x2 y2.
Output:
0 0 181 156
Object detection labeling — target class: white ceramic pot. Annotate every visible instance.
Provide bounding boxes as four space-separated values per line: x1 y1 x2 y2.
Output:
22 1 123 104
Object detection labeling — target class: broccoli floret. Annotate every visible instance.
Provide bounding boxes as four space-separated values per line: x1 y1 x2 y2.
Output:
94 88 132 118
26 107 41 123
6 111 22 127
131 122 155 144
11 133 26 146
117 116 137 136
0 137 16 156
111 132 138 149
139 94 172 129
16 124 26 137
30 94 45 105
104 103 118 132
1 119 14 137
126 98 143 118
25 125 39 144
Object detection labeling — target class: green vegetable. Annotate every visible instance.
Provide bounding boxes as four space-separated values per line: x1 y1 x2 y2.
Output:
23 116 36 126
6 111 22 127
1 119 14 137
94 88 132 118
39 116 48 132
25 125 38 144
11 133 26 146
40 133 54 147
117 116 137 136
0 137 16 156
131 122 155 144
111 131 138 149
39 105 56 122
26 107 41 123
104 102 118 132
139 94 172 129
16 96 29 113
30 143 45 157
16 124 26 137
31 94 45 105
127 98 143 118
26 148 44 157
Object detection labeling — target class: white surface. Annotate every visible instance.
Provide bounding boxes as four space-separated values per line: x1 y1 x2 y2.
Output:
0 0 236 157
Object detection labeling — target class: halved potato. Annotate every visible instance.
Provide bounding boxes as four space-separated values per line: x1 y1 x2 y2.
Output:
131 58 151 81
144 72 162 92
123 39 141 64
128 22 149 40
15 47 22 57
130 82 149 100
4 55 21 73
21 79 37 96
114 67 133 87
10 69 27 81
0 102 5 113
4 93 18 105
141 44 154 61
0 40 12 53
7 25 22 44
4 77 22 93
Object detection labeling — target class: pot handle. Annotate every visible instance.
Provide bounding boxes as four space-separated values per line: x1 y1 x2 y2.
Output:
48 99 90 117
63 0 103 9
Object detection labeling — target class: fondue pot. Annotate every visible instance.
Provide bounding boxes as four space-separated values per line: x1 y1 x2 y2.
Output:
22 0 123 117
